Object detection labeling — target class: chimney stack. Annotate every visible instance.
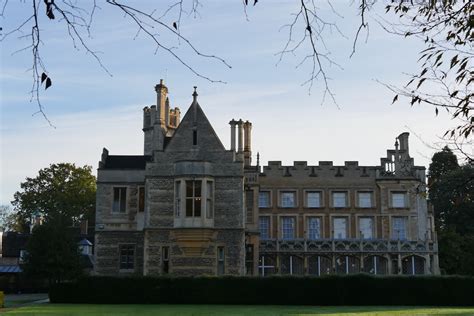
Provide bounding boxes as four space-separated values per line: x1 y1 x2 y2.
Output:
154 79 168 126
398 132 410 154
229 119 237 151
237 119 244 154
243 121 252 166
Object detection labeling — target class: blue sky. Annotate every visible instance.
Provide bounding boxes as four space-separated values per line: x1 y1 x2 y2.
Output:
0 1 458 205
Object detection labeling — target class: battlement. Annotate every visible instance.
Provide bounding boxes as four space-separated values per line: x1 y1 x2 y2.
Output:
259 133 425 181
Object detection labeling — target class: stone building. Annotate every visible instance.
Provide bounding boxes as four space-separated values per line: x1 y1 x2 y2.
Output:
94 80 439 276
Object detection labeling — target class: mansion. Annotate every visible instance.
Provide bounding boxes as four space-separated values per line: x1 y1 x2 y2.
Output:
94 80 439 276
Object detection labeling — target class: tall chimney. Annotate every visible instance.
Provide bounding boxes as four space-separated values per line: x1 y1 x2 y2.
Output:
237 119 244 154
243 121 252 166
398 132 410 154
229 119 237 151
154 79 168 126
165 97 170 127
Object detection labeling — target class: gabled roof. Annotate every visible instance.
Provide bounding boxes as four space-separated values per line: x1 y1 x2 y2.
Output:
164 90 226 153
101 155 152 169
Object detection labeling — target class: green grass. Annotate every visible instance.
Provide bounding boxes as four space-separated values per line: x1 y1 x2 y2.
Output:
3 304 474 316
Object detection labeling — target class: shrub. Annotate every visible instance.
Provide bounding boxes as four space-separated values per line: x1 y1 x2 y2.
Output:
49 274 474 306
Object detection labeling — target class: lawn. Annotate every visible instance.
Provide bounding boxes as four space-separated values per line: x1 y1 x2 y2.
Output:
3 304 474 316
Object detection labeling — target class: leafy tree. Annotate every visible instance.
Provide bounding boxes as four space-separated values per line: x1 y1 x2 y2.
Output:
1 1 471 137
22 221 83 285
428 147 474 275
12 163 96 229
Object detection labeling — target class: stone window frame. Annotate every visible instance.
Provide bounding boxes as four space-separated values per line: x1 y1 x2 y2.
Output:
112 186 128 214
118 243 135 272
278 189 298 209
356 190 375 209
356 215 376 239
330 190 350 209
259 216 272 240
305 215 323 240
390 190 409 209
303 190 324 209
174 177 214 219
279 215 297 240
258 190 272 208
331 215 350 239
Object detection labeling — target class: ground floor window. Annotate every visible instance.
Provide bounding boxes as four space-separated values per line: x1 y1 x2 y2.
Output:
119 244 135 270
402 255 425 275
217 246 225 275
363 256 388 275
245 244 254 275
258 255 276 277
308 255 332 276
162 246 169 274
336 256 360 274
280 255 304 275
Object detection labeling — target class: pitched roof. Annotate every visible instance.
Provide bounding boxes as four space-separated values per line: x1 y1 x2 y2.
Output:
102 155 151 169
164 92 226 153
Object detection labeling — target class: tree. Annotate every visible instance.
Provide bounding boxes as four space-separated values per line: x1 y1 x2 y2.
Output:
12 163 96 229
22 221 83 285
1 1 472 136
428 147 474 275
0 205 27 232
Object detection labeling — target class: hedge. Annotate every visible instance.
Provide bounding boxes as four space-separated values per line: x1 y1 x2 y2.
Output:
49 274 474 306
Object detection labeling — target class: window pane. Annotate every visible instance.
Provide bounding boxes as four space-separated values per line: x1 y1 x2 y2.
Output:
359 217 373 239
113 188 120 212
206 181 213 219
358 192 372 208
175 182 180 217
281 192 296 208
334 218 347 239
194 181 202 197
186 181 193 197
120 245 134 270
306 192 321 208
119 188 127 213
259 192 270 208
333 192 347 208
186 199 193 217
281 217 295 240
392 217 407 240
206 181 213 198
392 193 406 208
308 217 321 239
259 217 270 239
194 198 201 217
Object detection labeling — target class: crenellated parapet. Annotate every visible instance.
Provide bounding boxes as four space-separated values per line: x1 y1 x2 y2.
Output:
260 160 379 179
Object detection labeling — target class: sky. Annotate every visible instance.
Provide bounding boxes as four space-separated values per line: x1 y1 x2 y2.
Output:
0 0 462 205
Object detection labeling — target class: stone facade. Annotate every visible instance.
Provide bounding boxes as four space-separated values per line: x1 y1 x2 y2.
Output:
94 80 439 277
